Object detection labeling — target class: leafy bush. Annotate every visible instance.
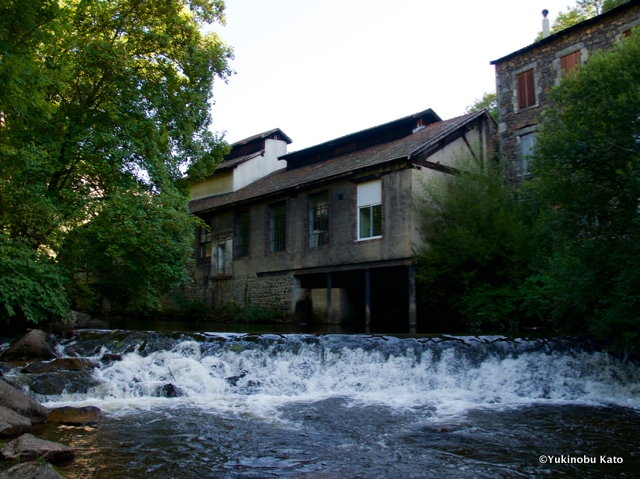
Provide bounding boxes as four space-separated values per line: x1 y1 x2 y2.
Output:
526 30 640 351
212 302 284 323
415 152 536 332
0 235 70 324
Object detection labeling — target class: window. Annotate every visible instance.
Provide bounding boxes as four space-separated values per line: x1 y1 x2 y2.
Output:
357 180 382 240
309 192 329 247
561 51 580 73
199 227 211 259
269 202 286 252
217 242 226 274
234 210 250 257
517 69 536 109
519 132 537 175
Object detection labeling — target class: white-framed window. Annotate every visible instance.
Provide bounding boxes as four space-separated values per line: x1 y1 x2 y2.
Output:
357 180 382 240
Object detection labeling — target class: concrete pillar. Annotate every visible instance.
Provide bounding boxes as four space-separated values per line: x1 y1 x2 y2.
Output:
327 273 332 325
408 264 417 334
365 269 371 330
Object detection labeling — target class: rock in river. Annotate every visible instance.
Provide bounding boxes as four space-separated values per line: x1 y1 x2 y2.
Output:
22 358 98 374
0 330 57 361
0 406 32 437
47 406 101 426
0 433 74 464
0 380 49 425
0 462 67 479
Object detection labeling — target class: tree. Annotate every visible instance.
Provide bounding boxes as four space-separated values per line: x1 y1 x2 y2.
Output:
535 0 630 41
0 0 233 320
526 31 640 351
465 92 498 123
415 153 534 332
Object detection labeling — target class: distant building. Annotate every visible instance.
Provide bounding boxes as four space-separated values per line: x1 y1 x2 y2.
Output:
188 109 496 331
491 0 640 180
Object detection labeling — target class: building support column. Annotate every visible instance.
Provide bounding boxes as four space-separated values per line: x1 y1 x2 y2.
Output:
327 272 332 325
365 269 371 331
408 264 417 334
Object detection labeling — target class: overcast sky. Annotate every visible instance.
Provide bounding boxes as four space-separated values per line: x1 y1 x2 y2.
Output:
208 0 577 151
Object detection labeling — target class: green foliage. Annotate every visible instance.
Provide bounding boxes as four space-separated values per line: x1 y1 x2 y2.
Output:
212 302 284 323
0 234 70 324
415 153 535 332
0 0 232 319
465 92 498 123
525 31 640 350
168 295 211 321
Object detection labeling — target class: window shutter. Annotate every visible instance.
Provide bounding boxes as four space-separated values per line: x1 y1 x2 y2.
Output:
561 51 580 73
517 69 535 109
525 69 535 107
357 180 381 207
517 72 527 109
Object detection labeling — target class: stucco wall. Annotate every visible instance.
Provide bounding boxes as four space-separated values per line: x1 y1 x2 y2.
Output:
190 170 233 200
233 139 287 191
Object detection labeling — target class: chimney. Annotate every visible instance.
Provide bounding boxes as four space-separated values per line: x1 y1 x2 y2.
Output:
542 9 550 38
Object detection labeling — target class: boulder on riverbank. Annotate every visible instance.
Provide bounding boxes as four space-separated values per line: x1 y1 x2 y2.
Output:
17 370 101 396
47 406 101 426
0 381 49 425
0 433 74 464
22 358 98 374
0 406 32 437
0 462 67 479
50 310 108 332
0 330 57 362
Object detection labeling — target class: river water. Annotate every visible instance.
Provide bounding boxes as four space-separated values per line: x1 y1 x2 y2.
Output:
2 329 640 478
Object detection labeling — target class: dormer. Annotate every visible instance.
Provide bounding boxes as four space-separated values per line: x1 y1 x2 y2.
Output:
190 128 292 201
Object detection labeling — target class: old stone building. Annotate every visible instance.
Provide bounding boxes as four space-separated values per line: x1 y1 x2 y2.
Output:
491 0 640 180
189 108 496 331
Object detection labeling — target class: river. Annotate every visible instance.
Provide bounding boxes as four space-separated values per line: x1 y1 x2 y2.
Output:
2 328 639 478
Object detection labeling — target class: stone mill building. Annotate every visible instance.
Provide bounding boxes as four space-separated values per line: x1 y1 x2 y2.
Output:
188 109 496 331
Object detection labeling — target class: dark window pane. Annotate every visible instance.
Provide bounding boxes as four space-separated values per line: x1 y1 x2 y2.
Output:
270 202 286 252
310 192 329 247
200 228 211 258
234 210 250 257
359 206 371 239
372 204 382 237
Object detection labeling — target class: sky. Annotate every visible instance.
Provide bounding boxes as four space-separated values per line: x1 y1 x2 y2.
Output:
207 0 577 152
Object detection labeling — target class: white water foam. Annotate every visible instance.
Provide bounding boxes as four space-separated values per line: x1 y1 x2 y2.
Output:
39 338 640 419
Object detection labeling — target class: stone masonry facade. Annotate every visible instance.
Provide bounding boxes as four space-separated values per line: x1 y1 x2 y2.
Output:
164 274 295 318
213 274 294 312
493 3 640 181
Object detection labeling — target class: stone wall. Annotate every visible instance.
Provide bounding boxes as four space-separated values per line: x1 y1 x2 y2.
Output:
494 4 640 181
166 274 297 318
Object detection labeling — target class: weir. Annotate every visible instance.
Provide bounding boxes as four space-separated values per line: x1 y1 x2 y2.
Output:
2 331 640 478
3 331 638 415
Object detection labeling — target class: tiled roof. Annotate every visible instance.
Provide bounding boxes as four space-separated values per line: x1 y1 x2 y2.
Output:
230 128 292 146
190 111 484 214
216 150 265 170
